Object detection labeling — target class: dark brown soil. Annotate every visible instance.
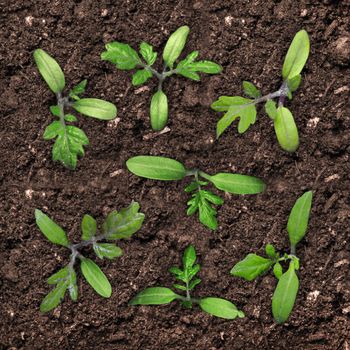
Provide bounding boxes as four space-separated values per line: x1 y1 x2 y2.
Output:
1 0 349 349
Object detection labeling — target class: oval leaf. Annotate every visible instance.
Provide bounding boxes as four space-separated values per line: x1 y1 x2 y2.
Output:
183 245 196 269
130 287 180 305
209 173 265 194
150 90 168 131
126 156 186 181
47 267 69 285
81 214 97 241
199 297 243 319
163 25 190 68
287 191 313 247
80 258 112 298
40 281 67 313
73 98 117 120
282 30 310 80
272 261 299 324
34 49 65 93
274 106 299 152
242 81 261 98
35 209 69 247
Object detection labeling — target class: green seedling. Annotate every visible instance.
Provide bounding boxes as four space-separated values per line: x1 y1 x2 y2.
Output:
130 245 245 320
230 191 313 323
126 155 265 230
101 25 222 131
34 49 117 169
212 30 310 152
35 201 145 312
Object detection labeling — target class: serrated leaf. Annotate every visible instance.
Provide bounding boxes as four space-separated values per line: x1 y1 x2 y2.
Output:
209 173 266 195
265 99 278 120
34 49 65 93
81 214 97 241
73 98 117 120
274 106 299 152
265 244 276 259
287 74 302 92
50 105 60 117
201 190 224 205
163 26 190 68
242 81 261 98
187 264 200 281
139 42 157 65
188 278 201 290
287 191 313 247
132 69 153 86
183 245 196 269
47 267 69 285
80 258 112 298
199 297 242 319
273 262 283 279
130 287 180 305
93 243 123 260
150 90 168 131
101 42 141 70
69 79 87 100
169 266 183 276
127 156 186 181
230 253 273 281
282 30 310 80
35 209 69 247
102 201 145 240
272 261 299 324
43 121 63 140
40 281 68 312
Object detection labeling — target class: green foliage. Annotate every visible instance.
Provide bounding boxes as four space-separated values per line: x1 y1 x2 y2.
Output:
101 26 221 131
212 30 310 152
126 155 265 230
36 202 145 312
130 245 244 320
230 191 313 323
34 48 117 169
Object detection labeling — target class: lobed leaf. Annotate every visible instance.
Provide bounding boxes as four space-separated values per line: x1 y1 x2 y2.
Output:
199 297 243 320
132 69 153 86
73 98 117 120
101 42 141 70
43 121 63 140
69 79 87 100
242 81 261 98
130 287 180 305
139 42 157 65
150 90 168 131
81 214 97 241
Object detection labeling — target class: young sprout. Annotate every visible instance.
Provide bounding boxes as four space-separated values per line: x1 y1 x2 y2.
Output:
101 26 222 131
130 245 245 320
35 201 145 312
211 30 310 152
126 156 265 230
230 191 313 323
34 49 117 169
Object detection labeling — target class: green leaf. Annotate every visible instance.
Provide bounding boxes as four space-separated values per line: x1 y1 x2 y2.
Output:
101 41 141 70
184 180 208 193
287 74 302 92
130 287 180 305
273 262 283 280
163 25 190 68
199 297 242 319
34 49 65 93
50 105 60 117
40 281 68 312
188 61 222 74
265 99 278 120
242 81 261 98
81 214 97 241
274 106 299 152
126 156 186 181
287 191 313 247
64 114 77 122
93 243 123 259
209 173 266 195
68 269 78 301
176 68 200 81
102 201 145 240
201 190 224 205
187 264 200 281
169 266 183 276
150 90 168 131
139 42 157 65
230 253 273 281
272 261 299 324
47 267 69 284
43 121 63 140
265 244 276 259
35 209 69 247
132 69 153 86
188 278 201 290
73 98 117 120
80 258 112 298
282 30 310 80
173 284 187 291
183 245 196 269
69 79 87 100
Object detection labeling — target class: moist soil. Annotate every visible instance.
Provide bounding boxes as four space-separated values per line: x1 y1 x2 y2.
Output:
0 0 349 349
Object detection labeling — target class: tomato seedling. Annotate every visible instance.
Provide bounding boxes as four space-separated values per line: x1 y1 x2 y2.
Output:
34 49 117 169
230 191 313 323
130 245 245 320
101 25 222 131
126 156 265 230
211 30 310 152
35 201 144 312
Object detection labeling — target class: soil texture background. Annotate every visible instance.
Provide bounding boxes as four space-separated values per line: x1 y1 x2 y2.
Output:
0 0 349 349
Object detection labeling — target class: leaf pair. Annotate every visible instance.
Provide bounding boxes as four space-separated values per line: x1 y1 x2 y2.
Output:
130 245 244 320
230 191 313 323
126 156 265 230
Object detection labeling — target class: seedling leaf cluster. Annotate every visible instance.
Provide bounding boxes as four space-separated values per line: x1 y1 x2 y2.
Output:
126 155 265 230
130 245 245 320
101 26 222 131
